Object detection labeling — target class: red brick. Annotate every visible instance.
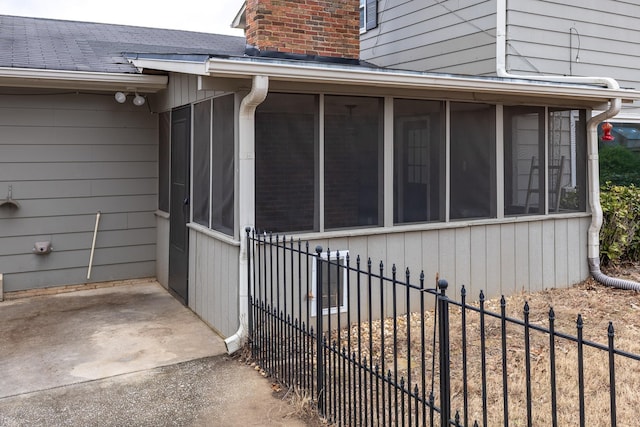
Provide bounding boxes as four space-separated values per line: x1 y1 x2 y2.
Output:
246 0 360 60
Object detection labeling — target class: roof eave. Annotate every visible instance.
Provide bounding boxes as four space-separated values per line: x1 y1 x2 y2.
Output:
0 67 168 92
127 56 640 105
203 58 639 105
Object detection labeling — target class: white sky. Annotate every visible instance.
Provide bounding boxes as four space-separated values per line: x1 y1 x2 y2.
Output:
0 0 246 36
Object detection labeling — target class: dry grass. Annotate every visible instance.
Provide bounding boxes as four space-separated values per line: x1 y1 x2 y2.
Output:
250 264 640 425
334 264 640 426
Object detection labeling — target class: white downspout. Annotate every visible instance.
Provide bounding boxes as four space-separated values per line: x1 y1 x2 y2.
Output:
497 0 640 289
587 100 640 290
225 75 269 354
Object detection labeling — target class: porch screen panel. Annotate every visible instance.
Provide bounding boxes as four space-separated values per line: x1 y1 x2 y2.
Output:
450 102 496 220
324 95 383 229
193 100 211 226
393 99 445 223
256 93 318 233
504 106 545 215
158 111 170 213
548 109 586 212
211 94 235 235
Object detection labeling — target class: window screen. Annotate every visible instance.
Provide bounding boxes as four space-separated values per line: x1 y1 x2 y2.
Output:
158 111 170 213
450 102 496 220
394 99 445 223
504 106 545 215
255 93 318 233
193 100 211 226
325 95 383 229
548 109 586 212
211 94 235 235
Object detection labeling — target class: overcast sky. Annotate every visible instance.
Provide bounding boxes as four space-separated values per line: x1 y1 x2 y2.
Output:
0 0 245 36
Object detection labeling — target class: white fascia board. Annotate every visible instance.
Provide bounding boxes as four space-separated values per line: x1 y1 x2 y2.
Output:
0 67 167 92
130 58 210 76
205 58 640 105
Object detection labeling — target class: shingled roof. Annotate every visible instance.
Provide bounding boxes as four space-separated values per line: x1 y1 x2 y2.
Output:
0 15 246 74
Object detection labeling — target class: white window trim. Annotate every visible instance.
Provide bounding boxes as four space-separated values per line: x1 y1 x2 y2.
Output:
359 0 367 34
311 250 349 316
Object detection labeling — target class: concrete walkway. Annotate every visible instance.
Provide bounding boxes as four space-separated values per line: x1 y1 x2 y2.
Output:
0 280 309 426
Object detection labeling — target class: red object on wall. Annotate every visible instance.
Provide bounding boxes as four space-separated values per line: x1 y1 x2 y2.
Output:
602 122 614 141
602 121 615 141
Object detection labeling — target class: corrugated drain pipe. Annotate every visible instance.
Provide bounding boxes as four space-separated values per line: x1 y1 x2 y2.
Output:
225 75 269 354
497 0 640 290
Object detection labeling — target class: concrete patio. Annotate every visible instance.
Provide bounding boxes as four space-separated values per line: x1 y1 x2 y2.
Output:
0 280 308 426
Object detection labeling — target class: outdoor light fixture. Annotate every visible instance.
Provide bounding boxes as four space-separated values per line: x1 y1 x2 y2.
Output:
133 93 146 106
114 91 127 103
114 91 146 106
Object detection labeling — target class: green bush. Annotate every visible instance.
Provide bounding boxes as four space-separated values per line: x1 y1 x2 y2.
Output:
600 183 640 264
599 145 640 186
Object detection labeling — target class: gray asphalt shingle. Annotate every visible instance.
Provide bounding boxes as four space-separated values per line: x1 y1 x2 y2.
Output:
0 15 246 73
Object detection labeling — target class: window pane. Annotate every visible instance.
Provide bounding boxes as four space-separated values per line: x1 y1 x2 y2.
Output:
450 102 496 220
504 106 545 215
549 109 586 212
325 95 383 229
394 99 445 223
158 111 170 212
256 93 318 233
211 95 235 235
193 100 211 226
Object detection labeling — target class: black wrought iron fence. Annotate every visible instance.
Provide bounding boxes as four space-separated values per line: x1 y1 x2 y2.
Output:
245 228 640 426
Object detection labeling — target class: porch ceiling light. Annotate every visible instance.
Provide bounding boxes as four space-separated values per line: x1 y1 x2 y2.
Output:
114 91 127 103
133 93 146 106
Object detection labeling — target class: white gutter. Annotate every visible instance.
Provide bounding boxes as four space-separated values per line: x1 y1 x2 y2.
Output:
224 75 269 355
0 67 167 92
497 0 640 289
129 58 210 76
203 57 635 103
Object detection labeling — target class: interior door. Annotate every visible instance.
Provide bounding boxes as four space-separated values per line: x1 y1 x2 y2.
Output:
169 105 191 304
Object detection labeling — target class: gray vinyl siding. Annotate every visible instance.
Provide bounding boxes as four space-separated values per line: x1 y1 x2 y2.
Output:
361 0 497 75
0 92 157 292
284 216 589 324
325 217 589 299
153 73 227 113
507 0 640 114
188 229 240 337
154 72 240 336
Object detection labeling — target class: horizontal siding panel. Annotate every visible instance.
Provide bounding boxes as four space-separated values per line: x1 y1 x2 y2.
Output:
362 0 496 72
0 195 155 218
0 126 157 145
4 261 155 292
3 179 158 201
0 244 155 275
0 162 156 181
376 42 496 73
0 228 156 256
0 107 156 128
0 212 155 238
0 144 156 163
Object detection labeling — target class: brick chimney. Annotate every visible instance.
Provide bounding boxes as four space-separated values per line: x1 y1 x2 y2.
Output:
244 0 360 61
